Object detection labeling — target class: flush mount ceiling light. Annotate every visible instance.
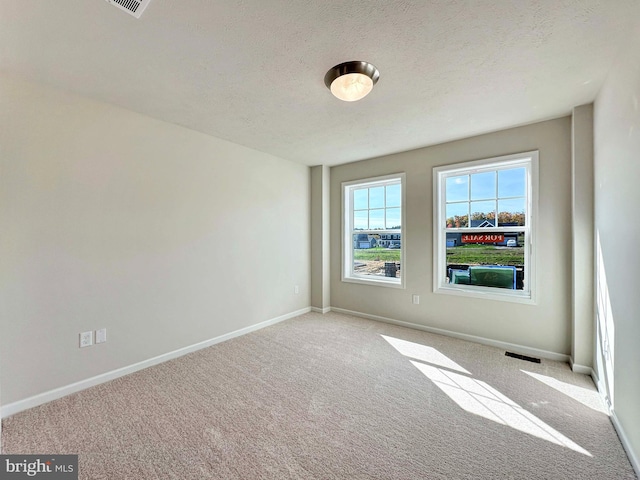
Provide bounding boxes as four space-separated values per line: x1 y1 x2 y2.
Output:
324 61 380 102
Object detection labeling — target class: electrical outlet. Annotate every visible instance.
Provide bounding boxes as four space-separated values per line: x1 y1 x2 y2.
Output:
80 331 93 348
96 328 107 344
294 285 299 294
412 295 420 305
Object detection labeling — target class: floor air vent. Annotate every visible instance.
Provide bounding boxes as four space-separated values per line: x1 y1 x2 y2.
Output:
505 351 541 363
105 0 152 19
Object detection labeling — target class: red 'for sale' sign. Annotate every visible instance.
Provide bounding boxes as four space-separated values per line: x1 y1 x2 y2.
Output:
461 234 504 244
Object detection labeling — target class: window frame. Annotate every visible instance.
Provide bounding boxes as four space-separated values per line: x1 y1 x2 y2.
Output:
342 173 406 288
433 152 538 304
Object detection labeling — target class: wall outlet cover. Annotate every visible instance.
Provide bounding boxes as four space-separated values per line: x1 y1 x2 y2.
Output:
96 328 107 344
80 331 93 348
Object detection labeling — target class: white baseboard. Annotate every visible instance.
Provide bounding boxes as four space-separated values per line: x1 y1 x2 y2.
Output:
311 306 332 314
331 307 570 363
611 410 640 477
569 358 593 375
591 368 605 399
1 307 310 419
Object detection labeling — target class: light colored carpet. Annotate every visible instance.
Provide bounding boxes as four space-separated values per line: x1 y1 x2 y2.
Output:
2 311 636 479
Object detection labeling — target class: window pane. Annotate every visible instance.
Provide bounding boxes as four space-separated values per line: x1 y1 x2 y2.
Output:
369 186 384 209
354 189 368 210
352 233 401 278
437 156 534 300
446 231 526 290
470 200 496 227
353 233 375 249
471 171 496 201
345 175 404 287
446 175 469 202
446 203 469 228
386 184 401 207
498 198 526 226
498 168 526 198
369 209 384 229
386 207 401 229
354 210 368 230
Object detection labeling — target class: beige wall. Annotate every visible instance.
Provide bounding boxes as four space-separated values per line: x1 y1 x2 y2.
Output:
310 166 330 310
593 20 640 469
330 117 573 355
571 104 595 369
0 76 310 405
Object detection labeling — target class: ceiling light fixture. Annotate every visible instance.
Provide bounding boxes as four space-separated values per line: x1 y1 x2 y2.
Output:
324 61 380 102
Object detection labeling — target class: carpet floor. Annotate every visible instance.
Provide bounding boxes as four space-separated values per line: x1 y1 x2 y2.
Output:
2 311 636 479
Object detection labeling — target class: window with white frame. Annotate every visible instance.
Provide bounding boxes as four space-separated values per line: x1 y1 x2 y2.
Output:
343 174 405 287
433 152 537 303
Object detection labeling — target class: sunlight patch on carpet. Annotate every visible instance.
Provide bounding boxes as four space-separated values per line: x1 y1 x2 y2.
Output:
412 362 592 456
381 335 471 374
521 370 608 414
380 334 591 457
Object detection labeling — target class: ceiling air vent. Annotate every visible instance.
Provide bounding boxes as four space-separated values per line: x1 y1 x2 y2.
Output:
105 0 151 19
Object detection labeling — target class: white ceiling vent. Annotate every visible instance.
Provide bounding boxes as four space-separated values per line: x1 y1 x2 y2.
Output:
105 0 151 19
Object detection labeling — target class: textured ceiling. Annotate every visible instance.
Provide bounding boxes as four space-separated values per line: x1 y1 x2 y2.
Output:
2 1 639 166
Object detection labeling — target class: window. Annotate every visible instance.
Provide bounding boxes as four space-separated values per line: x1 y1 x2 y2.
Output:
433 152 538 303
343 174 405 287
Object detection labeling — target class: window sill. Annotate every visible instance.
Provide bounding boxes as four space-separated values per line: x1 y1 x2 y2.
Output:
435 284 535 305
342 276 405 289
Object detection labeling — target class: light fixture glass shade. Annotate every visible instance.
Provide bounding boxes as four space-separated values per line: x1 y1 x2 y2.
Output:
324 61 380 102
330 73 374 102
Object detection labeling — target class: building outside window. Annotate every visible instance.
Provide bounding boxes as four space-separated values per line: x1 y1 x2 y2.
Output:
342 173 405 287
433 152 538 303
